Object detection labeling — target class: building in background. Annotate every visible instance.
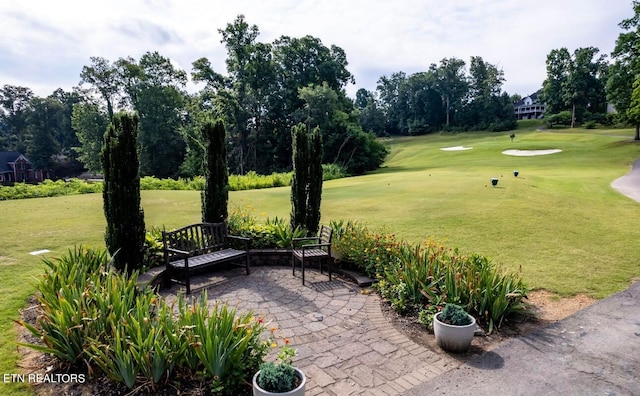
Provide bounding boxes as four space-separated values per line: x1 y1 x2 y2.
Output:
0 151 49 184
514 90 545 120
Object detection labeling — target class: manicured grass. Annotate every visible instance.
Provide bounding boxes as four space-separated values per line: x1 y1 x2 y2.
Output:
1 127 639 395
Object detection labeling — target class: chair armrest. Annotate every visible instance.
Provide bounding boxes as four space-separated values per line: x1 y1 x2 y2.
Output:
300 243 331 250
292 237 320 248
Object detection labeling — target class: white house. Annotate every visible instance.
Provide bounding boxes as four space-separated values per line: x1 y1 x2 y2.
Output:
514 90 545 120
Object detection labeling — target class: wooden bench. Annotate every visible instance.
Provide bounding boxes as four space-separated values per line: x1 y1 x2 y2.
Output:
162 222 250 294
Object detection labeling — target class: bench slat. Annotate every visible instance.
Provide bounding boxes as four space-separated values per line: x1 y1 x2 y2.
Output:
169 248 246 268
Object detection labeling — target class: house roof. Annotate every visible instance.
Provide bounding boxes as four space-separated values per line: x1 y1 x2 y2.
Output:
0 151 25 173
514 89 543 107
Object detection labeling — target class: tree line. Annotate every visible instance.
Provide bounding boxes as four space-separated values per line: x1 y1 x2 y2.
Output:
358 56 517 136
3 6 640 179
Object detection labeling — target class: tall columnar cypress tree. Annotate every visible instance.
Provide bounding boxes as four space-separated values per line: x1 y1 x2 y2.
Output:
305 127 323 235
201 119 229 223
101 112 146 273
290 123 323 235
290 123 309 231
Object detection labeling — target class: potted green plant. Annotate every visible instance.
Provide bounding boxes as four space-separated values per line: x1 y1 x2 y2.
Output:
433 303 476 353
253 334 306 395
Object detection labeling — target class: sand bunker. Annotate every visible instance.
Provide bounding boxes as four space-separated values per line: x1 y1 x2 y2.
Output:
502 149 562 156
440 146 473 151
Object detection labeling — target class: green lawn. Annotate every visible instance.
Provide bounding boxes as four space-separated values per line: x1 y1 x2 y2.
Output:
1 126 639 395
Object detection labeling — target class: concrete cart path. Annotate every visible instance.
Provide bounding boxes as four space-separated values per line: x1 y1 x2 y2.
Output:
401 281 640 395
612 158 640 202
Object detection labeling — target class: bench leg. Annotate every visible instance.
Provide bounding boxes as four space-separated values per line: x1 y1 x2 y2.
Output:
302 256 305 286
185 272 191 295
245 254 250 275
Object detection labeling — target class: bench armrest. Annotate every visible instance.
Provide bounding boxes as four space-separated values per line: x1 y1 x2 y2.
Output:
227 234 251 250
166 247 189 256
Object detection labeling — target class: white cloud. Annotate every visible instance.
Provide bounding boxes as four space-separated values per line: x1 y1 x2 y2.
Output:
0 0 633 98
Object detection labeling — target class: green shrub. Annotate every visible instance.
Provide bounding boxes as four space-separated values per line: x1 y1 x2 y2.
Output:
227 204 307 249
0 165 347 201
0 179 102 200
257 335 298 393
257 363 297 393
544 111 573 128
332 220 400 277
143 227 165 269
438 303 472 326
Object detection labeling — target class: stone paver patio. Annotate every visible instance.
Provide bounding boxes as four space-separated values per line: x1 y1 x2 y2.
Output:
161 266 461 395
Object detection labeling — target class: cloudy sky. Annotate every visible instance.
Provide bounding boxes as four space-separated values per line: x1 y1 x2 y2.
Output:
0 0 633 99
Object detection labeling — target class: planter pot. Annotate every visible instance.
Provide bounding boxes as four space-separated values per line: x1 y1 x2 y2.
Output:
491 178 499 186
253 367 306 396
433 312 476 353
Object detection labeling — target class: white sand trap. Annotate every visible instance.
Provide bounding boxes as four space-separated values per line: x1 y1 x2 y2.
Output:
502 149 562 156
29 249 50 256
440 146 473 151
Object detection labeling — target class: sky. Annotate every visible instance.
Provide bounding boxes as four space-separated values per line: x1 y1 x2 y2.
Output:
0 0 633 100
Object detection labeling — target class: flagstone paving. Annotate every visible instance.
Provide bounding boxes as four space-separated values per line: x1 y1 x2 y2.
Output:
161 266 461 395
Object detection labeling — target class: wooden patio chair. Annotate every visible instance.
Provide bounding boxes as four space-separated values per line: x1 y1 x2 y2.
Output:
291 225 333 285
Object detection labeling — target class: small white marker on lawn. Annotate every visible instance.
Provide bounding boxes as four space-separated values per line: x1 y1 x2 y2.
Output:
29 249 50 256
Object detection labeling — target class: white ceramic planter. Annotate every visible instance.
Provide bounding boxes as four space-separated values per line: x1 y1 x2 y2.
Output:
433 312 476 353
253 367 306 396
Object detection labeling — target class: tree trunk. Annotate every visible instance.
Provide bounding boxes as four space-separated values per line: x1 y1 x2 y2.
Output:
571 103 576 128
635 124 639 141
446 96 450 126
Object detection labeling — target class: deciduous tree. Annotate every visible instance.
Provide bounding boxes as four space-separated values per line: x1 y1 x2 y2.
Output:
608 0 640 139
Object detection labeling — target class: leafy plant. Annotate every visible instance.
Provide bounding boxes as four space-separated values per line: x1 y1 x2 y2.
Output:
15 247 111 365
175 292 268 393
332 220 400 277
228 204 308 249
438 303 472 326
267 217 307 248
257 329 299 393
143 226 165 269
17 246 270 393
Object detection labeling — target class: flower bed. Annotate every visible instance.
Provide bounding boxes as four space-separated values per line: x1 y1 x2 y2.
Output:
332 220 528 333
17 246 269 395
